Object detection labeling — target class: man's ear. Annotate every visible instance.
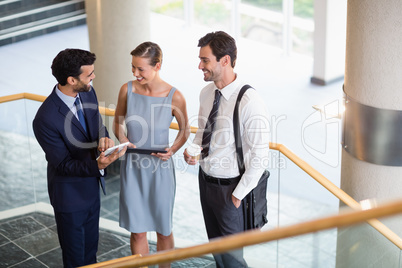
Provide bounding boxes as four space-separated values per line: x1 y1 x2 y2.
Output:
67 76 76 85
222 55 231 66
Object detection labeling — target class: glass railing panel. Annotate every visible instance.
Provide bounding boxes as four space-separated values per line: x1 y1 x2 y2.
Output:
242 228 336 268
276 151 339 267
99 173 121 222
400 248 402 268
25 99 49 207
241 197 402 268
336 203 402 268
243 148 280 266
276 229 336 268
0 99 37 212
99 111 121 222
171 131 209 246
168 255 216 268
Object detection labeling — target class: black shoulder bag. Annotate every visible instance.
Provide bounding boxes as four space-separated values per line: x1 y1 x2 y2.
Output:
234 84 269 230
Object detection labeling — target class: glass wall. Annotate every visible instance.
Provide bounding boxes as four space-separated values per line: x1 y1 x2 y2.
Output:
151 0 314 56
150 0 185 21
292 0 314 55
193 0 232 33
241 0 284 51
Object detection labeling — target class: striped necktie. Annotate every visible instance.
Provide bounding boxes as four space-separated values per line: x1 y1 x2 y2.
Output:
74 97 87 133
201 89 222 158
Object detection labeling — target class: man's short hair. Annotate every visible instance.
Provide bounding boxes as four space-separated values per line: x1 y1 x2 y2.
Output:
51 48 96 85
198 31 237 68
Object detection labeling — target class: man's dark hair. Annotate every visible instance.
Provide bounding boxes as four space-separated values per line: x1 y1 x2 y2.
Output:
51 48 96 85
198 31 237 68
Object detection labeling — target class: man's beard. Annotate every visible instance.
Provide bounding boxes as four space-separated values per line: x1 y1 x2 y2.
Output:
74 81 91 93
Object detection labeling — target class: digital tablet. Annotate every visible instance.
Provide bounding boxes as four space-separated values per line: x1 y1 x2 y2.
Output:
126 148 167 155
96 142 130 160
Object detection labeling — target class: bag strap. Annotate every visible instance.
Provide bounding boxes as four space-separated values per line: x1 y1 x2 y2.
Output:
233 84 253 175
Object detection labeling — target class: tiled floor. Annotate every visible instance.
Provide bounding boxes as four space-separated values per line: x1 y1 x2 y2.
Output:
0 210 215 268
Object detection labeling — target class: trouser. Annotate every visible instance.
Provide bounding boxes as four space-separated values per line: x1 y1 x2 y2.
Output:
54 199 100 268
199 167 248 268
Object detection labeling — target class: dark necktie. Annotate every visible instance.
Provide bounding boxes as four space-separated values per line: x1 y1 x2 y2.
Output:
201 89 222 158
74 97 87 133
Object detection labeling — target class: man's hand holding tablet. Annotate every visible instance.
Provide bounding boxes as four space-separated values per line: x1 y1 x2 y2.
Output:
97 142 130 160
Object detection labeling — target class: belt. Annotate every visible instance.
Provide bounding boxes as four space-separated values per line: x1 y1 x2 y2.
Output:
201 169 241 185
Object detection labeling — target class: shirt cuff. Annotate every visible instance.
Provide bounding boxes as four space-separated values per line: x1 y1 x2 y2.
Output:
99 169 105 176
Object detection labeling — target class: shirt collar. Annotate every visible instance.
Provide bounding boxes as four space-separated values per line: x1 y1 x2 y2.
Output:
215 74 242 101
55 85 79 109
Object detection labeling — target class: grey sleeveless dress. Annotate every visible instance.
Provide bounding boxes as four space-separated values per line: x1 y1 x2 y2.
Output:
119 81 176 236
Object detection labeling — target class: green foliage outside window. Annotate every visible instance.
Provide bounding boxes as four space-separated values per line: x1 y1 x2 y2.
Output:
193 0 230 25
243 0 314 18
151 0 230 25
151 0 313 19
150 0 314 55
151 0 184 19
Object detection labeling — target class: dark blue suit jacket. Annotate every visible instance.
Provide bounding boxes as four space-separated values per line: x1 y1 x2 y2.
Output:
33 86 108 213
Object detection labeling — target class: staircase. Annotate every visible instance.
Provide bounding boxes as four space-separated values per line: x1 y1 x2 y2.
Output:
0 0 86 46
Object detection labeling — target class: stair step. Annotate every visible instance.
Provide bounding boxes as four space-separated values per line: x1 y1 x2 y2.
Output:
0 0 86 46
0 0 68 17
0 0 84 32
0 13 86 46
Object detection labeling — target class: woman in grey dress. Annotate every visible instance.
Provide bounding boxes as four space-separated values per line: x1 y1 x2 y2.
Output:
113 42 189 263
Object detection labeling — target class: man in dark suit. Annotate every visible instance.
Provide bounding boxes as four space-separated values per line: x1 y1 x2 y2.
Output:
33 48 127 267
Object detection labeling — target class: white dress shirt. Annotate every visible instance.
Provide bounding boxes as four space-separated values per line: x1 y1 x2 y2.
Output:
194 76 270 200
55 86 82 120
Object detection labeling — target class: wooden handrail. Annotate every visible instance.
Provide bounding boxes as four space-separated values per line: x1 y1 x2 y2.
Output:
81 199 402 268
0 92 47 103
3 93 402 261
0 93 197 133
273 142 402 248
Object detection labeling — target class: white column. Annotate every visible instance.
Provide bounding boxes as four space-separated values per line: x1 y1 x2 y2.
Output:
282 0 293 56
336 1 402 267
311 0 347 85
184 0 194 27
85 0 150 107
231 0 241 40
